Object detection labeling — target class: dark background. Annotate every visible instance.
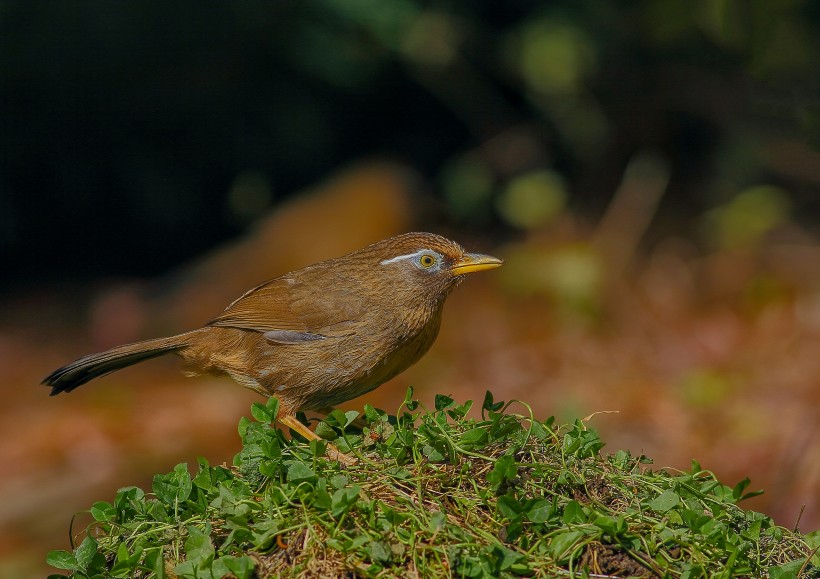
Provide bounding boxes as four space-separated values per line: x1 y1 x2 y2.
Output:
3 0 817 287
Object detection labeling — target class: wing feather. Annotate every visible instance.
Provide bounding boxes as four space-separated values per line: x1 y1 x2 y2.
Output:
207 269 364 337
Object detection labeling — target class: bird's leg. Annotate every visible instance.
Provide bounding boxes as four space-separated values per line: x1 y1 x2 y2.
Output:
278 414 357 466
315 406 368 431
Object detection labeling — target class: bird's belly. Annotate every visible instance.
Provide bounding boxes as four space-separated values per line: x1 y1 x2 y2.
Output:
253 324 439 411
259 348 396 410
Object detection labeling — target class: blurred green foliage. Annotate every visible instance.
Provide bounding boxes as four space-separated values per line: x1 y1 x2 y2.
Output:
1 0 817 285
703 185 791 249
500 243 604 322
496 170 567 230
679 367 734 408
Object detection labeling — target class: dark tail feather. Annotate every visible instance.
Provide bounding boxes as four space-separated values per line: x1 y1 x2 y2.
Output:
43 333 192 395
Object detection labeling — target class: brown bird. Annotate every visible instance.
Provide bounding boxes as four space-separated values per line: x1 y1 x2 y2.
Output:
43 232 502 463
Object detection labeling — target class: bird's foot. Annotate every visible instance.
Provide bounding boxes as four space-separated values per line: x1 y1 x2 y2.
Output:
279 414 358 466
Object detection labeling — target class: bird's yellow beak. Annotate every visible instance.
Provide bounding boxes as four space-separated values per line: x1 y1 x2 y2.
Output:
450 252 503 275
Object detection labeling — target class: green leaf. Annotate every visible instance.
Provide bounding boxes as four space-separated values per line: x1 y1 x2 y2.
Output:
314 486 332 511
173 560 196 577
482 390 504 413
738 487 765 502
183 525 215 566
461 427 488 447
331 485 361 518
75 536 97 570
768 559 805 579
265 396 280 418
329 474 349 489
497 494 524 520
648 490 680 513
806 531 820 565
115 542 129 564
310 438 329 458
487 454 518 486
429 510 447 532
527 499 554 523
447 399 472 419
234 443 264 480
368 540 391 563
262 435 283 462
325 409 346 426
503 520 524 543
494 544 524 570
422 444 445 462
435 394 455 410
114 486 145 521
111 542 140 576
237 416 251 438
153 463 192 505
612 449 631 469
403 386 418 411
314 420 338 440
593 515 627 538
46 550 78 571
344 410 360 426
193 458 232 492
286 462 317 484
251 402 273 423
732 477 765 502
145 548 166 579
328 533 369 552
548 530 585 563
90 501 116 522
213 555 255 579
562 422 604 458
529 420 549 440
363 404 384 423
562 500 585 524
680 508 712 532
192 461 214 492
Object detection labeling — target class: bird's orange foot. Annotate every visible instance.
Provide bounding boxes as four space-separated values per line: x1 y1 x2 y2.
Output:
279 414 358 466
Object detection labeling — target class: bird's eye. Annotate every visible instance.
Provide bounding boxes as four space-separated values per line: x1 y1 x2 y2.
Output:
419 253 437 268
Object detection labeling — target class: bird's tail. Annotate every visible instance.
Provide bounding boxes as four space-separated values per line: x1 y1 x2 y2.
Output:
43 333 193 395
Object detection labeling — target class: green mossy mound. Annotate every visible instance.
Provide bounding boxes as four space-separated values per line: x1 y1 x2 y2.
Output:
47 390 819 578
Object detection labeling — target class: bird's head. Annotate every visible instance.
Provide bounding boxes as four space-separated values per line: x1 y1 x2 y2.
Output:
353 232 502 306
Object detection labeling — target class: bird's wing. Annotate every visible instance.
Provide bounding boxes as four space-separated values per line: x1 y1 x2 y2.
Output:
206 272 364 337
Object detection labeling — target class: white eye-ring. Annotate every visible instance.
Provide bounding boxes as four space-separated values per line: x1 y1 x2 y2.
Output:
380 249 443 269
